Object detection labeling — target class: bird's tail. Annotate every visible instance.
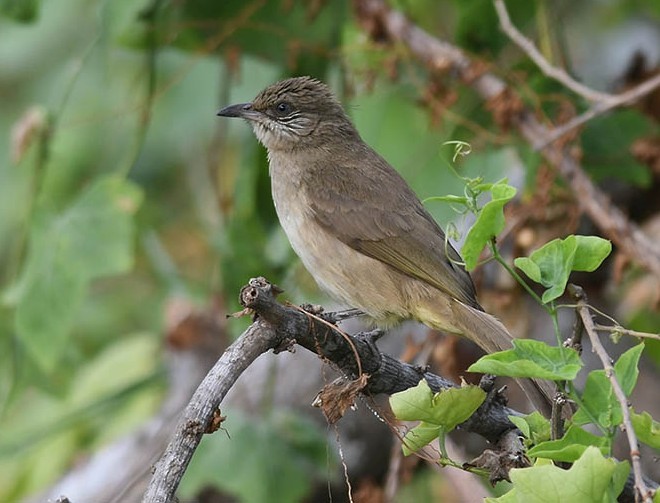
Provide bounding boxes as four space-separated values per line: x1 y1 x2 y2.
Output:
449 300 555 418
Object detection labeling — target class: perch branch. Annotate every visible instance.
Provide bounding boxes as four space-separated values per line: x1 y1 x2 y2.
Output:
143 278 538 502
142 310 281 503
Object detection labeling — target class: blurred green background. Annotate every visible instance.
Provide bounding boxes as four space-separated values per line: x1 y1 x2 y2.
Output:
0 0 658 501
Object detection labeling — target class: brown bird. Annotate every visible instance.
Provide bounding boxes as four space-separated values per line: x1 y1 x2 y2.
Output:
217 76 553 416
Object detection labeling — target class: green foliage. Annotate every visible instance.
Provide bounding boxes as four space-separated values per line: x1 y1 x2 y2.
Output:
514 235 612 303
390 380 485 456
573 344 644 430
468 339 582 380
614 343 644 397
0 1 658 502
581 110 654 187
462 181 516 270
488 447 628 503
0 0 40 22
527 425 608 463
630 410 660 450
0 335 160 499
178 409 328 503
9 177 142 371
508 412 551 446
425 162 518 271
453 0 536 55
169 0 346 73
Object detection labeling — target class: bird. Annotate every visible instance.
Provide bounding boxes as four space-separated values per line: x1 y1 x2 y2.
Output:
217 76 553 416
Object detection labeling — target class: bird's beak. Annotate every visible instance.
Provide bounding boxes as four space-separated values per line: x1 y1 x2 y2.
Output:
216 102 258 119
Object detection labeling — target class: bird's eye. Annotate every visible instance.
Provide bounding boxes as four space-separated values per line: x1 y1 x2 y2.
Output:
274 102 291 115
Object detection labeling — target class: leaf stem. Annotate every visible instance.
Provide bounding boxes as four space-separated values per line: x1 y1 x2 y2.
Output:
489 240 546 309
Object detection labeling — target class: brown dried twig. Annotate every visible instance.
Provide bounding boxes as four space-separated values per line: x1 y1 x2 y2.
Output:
492 0 660 149
569 285 653 503
493 0 611 103
593 324 660 342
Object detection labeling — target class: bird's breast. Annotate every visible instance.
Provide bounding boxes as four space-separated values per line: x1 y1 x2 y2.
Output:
267 154 412 324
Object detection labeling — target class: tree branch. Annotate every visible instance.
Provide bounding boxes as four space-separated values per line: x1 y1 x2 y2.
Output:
493 0 612 103
142 278 537 502
569 285 653 503
492 0 660 149
352 0 660 279
142 308 280 503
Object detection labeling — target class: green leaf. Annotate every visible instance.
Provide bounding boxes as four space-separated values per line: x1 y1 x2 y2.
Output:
462 181 516 270
630 410 660 449
489 446 624 503
391 380 486 429
515 237 576 303
508 411 551 445
514 256 541 283
508 415 530 438
401 422 442 456
527 425 607 462
514 235 612 303
614 344 644 397
391 381 486 455
15 261 85 372
572 236 612 272
14 177 142 371
430 385 487 430
610 460 631 502
468 339 582 380
572 370 621 429
390 380 437 423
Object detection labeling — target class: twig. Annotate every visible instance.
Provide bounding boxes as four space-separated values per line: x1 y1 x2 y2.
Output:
594 324 660 342
493 0 612 103
493 0 660 149
353 0 660 279
570 285 653 503
536 103 608 150
288 303 365 376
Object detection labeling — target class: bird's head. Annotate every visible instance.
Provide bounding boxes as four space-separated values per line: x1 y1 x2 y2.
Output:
217 76 358 152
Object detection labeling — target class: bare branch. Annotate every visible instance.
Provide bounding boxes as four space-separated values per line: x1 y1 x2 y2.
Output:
537 73 660 149
569 285 653 503
594 324 660 342
493 0 660 149
142 309 281 503
493 0 612 103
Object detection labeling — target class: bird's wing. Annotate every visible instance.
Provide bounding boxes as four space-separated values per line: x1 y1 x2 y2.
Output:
304 146 481 309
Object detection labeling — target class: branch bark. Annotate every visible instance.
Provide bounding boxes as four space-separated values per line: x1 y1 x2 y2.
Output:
142 311 280 503
143 278 533 502
352 0 660 279
570 285 653 503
